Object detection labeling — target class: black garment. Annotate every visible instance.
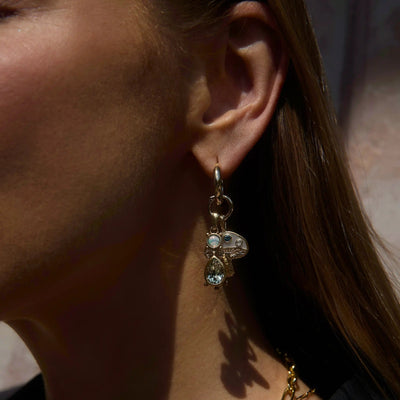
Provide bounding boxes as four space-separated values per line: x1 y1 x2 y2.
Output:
5 376 44 400
330 375 388 400
4 374 388 400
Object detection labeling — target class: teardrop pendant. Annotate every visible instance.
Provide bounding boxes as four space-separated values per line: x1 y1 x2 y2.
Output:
204 256 226 287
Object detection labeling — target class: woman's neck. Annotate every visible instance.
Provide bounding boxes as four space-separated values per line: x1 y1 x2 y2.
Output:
7 230 303 400
6 165 314 400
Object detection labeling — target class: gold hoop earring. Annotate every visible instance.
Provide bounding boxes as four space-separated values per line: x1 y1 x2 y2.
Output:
204 165 248 287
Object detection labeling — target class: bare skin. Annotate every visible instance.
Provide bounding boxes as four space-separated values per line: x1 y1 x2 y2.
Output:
0 0 320 399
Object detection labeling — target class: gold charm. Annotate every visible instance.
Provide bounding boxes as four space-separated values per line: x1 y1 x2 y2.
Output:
278 352 316 400
204 166 248 287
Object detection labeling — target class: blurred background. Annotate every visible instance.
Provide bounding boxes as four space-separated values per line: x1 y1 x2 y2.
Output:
308 0 400 263
0 0 399 392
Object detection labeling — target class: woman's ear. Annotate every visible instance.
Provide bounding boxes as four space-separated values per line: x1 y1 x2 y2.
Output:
187 1 288 178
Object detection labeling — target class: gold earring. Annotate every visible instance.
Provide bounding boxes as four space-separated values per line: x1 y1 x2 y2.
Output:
204 165 249 287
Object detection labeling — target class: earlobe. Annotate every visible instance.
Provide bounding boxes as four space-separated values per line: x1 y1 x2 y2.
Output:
189 2 288 178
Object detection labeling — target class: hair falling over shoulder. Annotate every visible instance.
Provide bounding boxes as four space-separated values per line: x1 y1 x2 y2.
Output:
159 0 400 397
235 1 400 397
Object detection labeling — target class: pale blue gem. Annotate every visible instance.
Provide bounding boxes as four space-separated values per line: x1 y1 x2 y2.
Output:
207 234 221 249
205 257 225 286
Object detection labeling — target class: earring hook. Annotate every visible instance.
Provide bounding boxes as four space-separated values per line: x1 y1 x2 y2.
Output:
214 165 224 205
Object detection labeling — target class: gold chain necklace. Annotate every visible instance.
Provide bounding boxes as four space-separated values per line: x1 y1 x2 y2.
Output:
280 354 316 400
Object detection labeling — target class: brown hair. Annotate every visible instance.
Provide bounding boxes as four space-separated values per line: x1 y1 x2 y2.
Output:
154 0 400 397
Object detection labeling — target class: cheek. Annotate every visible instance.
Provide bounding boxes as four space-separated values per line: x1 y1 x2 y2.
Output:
0 8 186 311
0 11 156 176
0 37 149 188
0 20 149 206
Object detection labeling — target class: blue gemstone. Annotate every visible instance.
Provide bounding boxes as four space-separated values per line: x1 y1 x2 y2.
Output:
224 234 232 242
205 257 225 286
